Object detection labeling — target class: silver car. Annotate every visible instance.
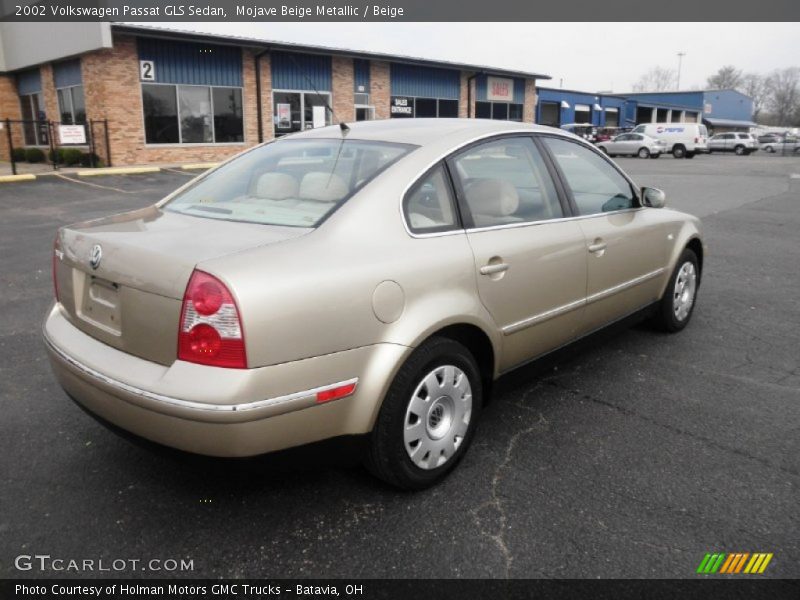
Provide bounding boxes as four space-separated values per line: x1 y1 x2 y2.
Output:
45 119 704 489
597 133 667 158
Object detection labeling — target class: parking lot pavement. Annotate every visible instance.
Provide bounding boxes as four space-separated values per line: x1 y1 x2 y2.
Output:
1 155 798 579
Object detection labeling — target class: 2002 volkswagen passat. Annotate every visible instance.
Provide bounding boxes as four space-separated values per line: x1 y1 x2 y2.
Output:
45 119 704 489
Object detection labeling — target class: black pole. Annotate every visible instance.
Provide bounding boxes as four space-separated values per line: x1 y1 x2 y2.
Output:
6 118 15 175
88 121 96 168
48 121 58 171
103 119 111 167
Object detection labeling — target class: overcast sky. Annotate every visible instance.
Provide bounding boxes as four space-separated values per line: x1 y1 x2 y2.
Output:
134 22 800 92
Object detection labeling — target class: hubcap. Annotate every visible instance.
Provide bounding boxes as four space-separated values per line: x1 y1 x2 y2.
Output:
403 365 472 470
673 261 697 321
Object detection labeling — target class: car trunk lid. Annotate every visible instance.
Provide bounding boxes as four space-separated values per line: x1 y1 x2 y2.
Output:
54 205 310 365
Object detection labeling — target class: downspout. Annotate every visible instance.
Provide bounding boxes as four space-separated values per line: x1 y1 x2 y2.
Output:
254 48 269 143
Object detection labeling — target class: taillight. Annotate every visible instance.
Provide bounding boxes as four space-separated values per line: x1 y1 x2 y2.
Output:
52 232 62 302
178 270 247 369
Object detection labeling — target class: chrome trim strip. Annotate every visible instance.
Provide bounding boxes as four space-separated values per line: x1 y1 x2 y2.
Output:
44 336 358 415
585 267 665 305
501 267 666 336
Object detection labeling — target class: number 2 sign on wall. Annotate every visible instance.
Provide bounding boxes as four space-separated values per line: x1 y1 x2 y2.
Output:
140 60 155 81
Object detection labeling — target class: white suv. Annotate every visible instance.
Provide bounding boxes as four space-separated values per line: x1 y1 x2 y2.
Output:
708 132 759 155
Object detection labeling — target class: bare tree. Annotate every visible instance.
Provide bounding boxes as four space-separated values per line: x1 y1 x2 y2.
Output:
632 67 677 92
741 73 768 121
706 65 743 90
765 67 800 126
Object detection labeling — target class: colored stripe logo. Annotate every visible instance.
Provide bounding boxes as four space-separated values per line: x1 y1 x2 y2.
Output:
697 552 773 574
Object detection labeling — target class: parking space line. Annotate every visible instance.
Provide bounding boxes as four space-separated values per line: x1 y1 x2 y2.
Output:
53 173 154 195
162 167 197 177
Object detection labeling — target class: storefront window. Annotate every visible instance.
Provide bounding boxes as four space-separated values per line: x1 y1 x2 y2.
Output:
390 96 459 118
142 84 243 144
179 85 213 143
475 101 523 121
212 88 244 142
57 86 86 125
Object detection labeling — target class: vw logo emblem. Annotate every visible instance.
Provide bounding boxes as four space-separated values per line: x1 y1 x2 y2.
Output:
89 244 102 270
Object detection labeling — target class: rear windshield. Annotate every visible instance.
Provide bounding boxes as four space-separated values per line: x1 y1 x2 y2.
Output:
164 138 414 227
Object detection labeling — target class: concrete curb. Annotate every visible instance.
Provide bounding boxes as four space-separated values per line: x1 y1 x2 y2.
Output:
0 174 36 183
77 166 161 177
181 163 219 170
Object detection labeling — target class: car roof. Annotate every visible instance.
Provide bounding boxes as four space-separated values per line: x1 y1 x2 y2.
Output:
282 118 568 147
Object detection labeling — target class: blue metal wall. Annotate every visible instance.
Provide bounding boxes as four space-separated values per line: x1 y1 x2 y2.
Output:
703 90 753 120
137 38 242 87
475 75 525 103
53 59 82 88
354 59 370 92
17 69 41 95
536 88 617 126
621 91 703 111
271 51 332 91
390 63 460 99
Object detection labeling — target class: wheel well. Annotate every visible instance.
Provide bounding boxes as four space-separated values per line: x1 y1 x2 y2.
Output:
686 238 704 275
429 324 495 403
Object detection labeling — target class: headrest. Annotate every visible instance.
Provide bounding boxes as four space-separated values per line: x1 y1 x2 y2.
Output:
298 172 349 203
254 173 298 200
465 179 519 217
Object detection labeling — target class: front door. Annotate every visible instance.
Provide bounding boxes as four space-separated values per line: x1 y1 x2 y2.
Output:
541 136 668 334
448 136 587 372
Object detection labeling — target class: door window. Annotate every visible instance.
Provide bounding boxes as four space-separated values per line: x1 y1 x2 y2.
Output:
403 164 459 233
450 137 563 228
543 137 636 216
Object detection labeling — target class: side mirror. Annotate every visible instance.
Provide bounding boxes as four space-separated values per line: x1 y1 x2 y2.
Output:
642 187 666 209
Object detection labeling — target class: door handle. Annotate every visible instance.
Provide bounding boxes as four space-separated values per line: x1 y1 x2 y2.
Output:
479 263 509 276
587 239 607 253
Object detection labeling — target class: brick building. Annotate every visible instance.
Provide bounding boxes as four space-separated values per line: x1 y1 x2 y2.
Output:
0 23 548 166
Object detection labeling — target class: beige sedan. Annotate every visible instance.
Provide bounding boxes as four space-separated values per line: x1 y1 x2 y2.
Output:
45 119 704 489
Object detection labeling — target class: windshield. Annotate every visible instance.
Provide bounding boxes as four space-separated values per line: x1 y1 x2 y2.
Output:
164 138 414 227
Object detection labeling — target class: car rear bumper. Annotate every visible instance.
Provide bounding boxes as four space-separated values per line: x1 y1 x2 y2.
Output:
44 303 410 457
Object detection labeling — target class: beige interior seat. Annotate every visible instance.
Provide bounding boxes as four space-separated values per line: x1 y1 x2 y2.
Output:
253 173 298 200
299 172 349 203
464 179 521 227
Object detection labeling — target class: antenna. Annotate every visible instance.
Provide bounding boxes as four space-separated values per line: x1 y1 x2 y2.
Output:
286 53 349 136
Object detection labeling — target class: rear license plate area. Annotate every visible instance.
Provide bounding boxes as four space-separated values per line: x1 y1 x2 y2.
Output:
78 275 122 335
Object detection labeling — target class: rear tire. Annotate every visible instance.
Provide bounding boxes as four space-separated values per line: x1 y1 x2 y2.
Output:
652 248 700 333
365 337 483 490
672 145 686 159
638 147 650 159
734 145 745 156
599 146 609 155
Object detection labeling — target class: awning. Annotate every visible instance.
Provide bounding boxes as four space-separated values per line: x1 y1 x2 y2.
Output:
560 100 570 108
702 117 758 128
604 107 619 112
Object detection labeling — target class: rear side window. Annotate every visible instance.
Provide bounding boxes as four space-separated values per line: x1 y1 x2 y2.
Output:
543 137 636 216
165 139 414 228
449 137 563 228
403 165 458 234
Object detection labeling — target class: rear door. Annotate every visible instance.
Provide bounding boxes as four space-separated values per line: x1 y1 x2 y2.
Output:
541 136 668 335
448 136 588 372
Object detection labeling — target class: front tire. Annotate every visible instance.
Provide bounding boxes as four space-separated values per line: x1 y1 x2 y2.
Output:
638 147 650 159
652 248 700 333
365 337 483 490
734 145 745 156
